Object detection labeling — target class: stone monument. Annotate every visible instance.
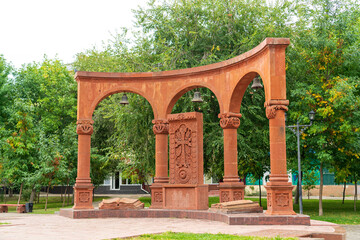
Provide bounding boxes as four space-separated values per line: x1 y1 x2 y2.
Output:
162 112 208 210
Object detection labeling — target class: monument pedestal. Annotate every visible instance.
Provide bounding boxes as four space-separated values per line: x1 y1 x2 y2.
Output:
219 182 245 202
73 183 94 210
163 184 208 210
265 183 296 215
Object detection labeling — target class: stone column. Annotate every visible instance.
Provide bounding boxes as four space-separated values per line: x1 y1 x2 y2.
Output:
73 119 94 209
150 119 169 208
218 112 245 202
264 100 295 215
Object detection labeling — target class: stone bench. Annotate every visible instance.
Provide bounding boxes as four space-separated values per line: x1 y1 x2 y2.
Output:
0 204 26 213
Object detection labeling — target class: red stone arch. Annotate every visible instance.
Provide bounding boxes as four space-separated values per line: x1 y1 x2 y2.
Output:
165 82 223 115
89 87 158 119
228 70 265 113
73 38 294 215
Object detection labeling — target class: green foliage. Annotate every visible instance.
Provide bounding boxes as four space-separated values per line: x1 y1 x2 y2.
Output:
302 170 318 199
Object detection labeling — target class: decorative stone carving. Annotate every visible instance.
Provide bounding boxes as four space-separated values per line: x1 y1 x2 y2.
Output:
233 191 243 201
264 100 289 119
79 192 90 203
221 191 230 202
164 112 208 210
267 193 272 208
218 112 242 129
275 193 289 207
154 191 163 203
76 119 94 135
170 123 195 184
152 119 169 135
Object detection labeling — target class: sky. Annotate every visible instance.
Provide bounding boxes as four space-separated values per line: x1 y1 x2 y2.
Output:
0 0 146 69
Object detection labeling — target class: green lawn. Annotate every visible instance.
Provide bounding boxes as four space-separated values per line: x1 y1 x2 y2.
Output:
113 232 295 240
0 195 109 214
139 196 359 225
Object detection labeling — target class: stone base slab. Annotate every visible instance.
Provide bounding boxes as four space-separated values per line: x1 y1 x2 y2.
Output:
219 182 245 202
163 184 208 210
59 208 310 225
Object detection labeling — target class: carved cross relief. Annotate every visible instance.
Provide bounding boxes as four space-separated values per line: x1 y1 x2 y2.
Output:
168 112 203 185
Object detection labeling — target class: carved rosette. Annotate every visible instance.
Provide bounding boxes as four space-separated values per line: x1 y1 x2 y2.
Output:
218 112 242 129
264 100 289 119
79 192 90 203
275 193 289 207
152 119 169 135
76 119 94 135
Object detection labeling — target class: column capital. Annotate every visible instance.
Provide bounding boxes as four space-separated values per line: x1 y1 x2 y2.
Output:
152 119 169 134
218 112 242 129
76 119 94 135
264 99 289 119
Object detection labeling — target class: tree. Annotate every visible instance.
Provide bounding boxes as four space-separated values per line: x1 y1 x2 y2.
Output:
286 0 360 216
302 170 318 199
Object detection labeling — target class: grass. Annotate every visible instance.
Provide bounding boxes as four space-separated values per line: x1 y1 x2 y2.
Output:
139 196 359 225
113 232 295 240
293 199 360 224
0 195 109 214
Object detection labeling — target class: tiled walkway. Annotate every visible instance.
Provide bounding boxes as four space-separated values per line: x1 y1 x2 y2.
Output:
0 213 341 240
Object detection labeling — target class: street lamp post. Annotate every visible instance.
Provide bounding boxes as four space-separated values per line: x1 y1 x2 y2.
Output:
285 110 315 215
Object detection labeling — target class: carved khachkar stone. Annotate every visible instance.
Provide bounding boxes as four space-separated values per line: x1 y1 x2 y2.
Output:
76 119 94 135
168 112 202 184
163 112 208 210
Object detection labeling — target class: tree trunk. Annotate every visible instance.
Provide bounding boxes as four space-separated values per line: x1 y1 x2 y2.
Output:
37 191 40 204
45 183 50 211
308 189 310 199
342 182 346 204
9 188 13 198
63 179 69 207
258 176 262 207
319 163 323 216
29 187 36 203
354 178 357 212
60 185 63 202
4 186 6 204
17 183 23 205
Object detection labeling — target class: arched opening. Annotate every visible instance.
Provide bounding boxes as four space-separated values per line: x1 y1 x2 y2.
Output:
169 86 223 186
90 92 155 195
229 71 269 207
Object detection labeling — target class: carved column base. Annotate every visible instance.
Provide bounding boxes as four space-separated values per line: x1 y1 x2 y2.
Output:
265 184 296 215
219 182 245 203
149 184 164 209
73 183 94 210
